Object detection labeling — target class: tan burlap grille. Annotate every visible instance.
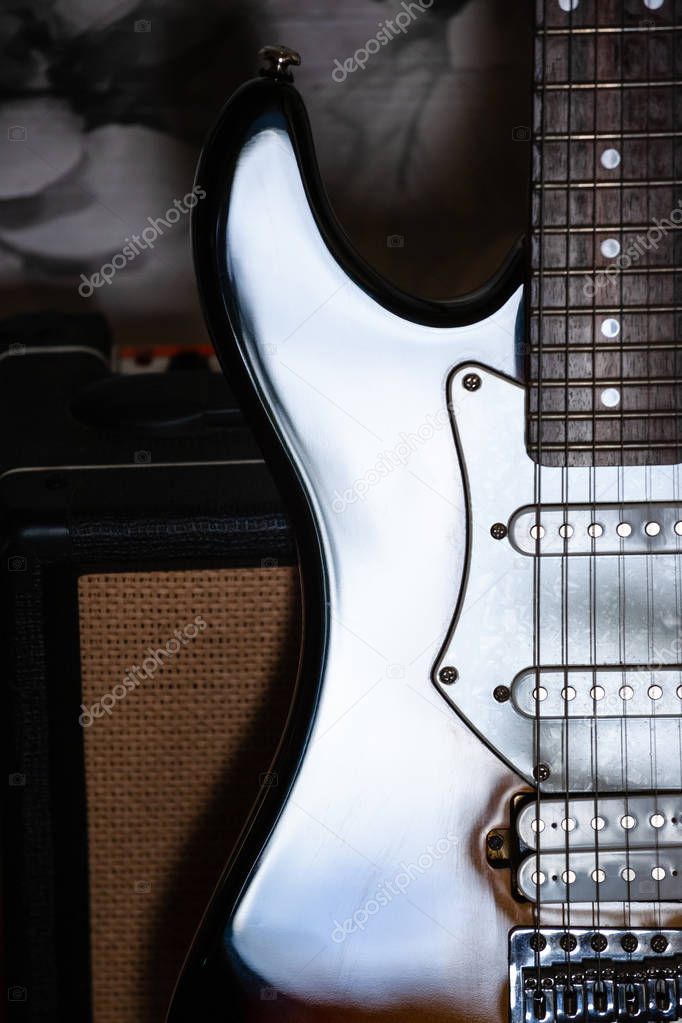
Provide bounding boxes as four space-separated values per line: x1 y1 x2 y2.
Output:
77 566 301 1023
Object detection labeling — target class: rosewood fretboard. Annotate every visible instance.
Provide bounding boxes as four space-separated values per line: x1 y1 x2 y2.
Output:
528 0 682 466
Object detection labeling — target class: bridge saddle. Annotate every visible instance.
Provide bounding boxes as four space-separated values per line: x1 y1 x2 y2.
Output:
511 928 682 1022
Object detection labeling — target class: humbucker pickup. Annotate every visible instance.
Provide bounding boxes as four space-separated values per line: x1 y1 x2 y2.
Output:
516 795 682 904
517 796 682 852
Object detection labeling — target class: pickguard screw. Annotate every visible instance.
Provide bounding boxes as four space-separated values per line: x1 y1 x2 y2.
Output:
651 934 669 953
493 685 510 703
530 934 547 952
533 763 551 782
560 933 578 953
490 522 507 540
438 666 458 685
591 933 608 953
487 833 504 851
462 373 481 392
621 933 638 953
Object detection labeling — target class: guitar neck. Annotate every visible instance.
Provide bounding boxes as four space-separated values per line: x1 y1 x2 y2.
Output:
528 0 682 467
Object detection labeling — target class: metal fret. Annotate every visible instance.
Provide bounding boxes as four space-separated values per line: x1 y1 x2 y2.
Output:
535 268 680 277
531 377 682 388
540 27 682 36
542 81 682 91
542 225 682 233
539 305 681 315
531 343 682 353
541 132 682 141
537 442 682 452
537 179 681 189
529 410 682 421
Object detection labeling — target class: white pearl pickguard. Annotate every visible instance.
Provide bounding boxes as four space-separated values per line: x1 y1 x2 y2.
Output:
437 364 682 793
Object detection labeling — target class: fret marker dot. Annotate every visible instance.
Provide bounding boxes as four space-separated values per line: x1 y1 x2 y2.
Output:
601 238 621 259
601 387 621 408
644 0 664 9
558 0 579 9
601 318 620 338
601 148 621 170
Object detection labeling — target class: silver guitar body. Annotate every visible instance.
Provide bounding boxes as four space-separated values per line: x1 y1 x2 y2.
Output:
222 117 525 1017
170 78 682 1023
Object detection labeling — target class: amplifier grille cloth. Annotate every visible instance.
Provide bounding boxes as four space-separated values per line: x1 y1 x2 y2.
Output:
78 567 301 1023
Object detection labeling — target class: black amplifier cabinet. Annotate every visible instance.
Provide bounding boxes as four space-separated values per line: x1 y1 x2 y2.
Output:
1 347 300 1023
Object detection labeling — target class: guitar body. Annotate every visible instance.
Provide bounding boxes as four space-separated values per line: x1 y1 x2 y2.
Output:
166 73 529 1023
170 5 682 1017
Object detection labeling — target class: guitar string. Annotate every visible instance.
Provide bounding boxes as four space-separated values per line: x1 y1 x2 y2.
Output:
616 0 633 940
588 0 603 973
668 0 681 931
532 0 549 991
644 6 662 936
674 0 682 948
561 0 576 986
659 0 681 930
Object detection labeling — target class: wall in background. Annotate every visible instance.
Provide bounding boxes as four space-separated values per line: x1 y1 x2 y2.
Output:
0 0 533 347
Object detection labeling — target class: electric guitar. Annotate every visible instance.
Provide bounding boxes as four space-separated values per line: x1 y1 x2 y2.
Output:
169 4 682 1020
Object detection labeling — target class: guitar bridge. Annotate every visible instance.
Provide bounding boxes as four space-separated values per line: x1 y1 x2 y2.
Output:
510 928 682 1022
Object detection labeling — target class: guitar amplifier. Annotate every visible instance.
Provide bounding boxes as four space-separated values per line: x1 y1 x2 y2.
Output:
1 347 301 1023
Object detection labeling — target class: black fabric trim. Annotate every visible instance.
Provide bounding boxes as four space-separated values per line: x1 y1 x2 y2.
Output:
70 514 294 563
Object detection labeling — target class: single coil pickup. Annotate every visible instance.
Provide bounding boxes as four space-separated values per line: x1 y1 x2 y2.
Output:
512 666 682 719
517 849 682 904
509 502 682 556
518 795 682 852
510 928 682 1023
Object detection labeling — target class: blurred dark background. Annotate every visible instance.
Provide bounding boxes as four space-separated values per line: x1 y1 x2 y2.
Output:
0 0 533 358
